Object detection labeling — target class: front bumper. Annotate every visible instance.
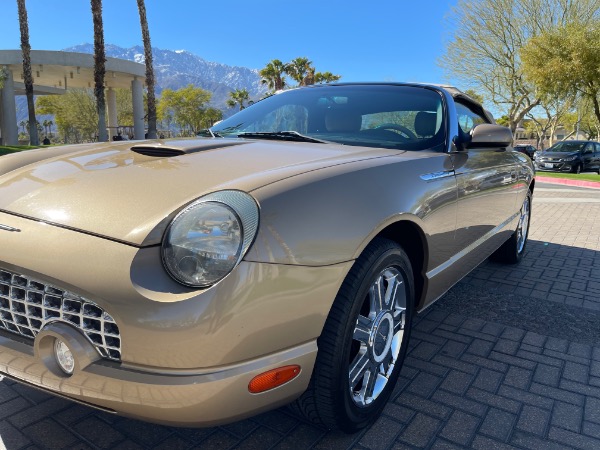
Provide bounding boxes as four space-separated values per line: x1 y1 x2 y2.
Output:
535 161 576 172
0 330 316 426
0 211 353 425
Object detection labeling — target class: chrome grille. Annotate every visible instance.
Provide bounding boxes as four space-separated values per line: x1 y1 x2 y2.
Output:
0 269 121 361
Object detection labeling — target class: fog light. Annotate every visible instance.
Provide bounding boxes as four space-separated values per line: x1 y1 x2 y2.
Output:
54 339 75 375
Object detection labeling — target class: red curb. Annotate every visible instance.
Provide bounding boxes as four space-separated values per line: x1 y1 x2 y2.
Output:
536 175 600 189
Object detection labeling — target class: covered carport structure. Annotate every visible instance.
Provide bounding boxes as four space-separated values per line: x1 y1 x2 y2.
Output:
0 50 146 145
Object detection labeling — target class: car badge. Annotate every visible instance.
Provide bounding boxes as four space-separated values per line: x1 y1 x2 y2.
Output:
0 224 21 232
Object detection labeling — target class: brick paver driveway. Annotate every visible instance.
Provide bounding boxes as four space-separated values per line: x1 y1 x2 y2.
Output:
1 182 599 449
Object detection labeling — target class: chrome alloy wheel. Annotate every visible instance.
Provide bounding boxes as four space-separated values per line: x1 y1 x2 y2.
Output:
349 267 407 407
516 195 530 254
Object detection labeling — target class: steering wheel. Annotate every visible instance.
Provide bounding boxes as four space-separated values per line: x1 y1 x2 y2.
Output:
373 123 417 140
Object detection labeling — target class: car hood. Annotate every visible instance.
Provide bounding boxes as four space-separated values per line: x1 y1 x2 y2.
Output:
0 138 399 246
539 151 579 159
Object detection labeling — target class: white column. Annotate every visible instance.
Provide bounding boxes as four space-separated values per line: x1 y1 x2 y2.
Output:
106 87 118 141
1 67 18 146
131 77 145 140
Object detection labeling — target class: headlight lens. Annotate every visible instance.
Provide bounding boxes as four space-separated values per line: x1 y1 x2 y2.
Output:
162 191 259 287
562 155 577 161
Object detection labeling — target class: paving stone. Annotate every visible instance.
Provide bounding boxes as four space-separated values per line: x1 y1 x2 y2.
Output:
410 342 441 361
466 387 521 414
564 361 590 384
533 364 562 387
583 421 600 439
0 420 31 449
405 358 449 377
397 413 441 448
393 392 452 420
439 341 467 358
548 426 600 449
197 430 241 449
522 332 547 347
232 426 284 450
551 401 583 433
545 337 570 353
570 342 593 359
406 372 443 397
500 327 526 342
494 339 520 355
516 405 551 436
498 385 554 409
113 419 173 447
358 416 402 449
504 366 532 390
461 353 509 373
72 416 126 449
472 368 503 393
438 410 479 446
531 382 585 406
584 397 600 424
431 390 488 417
23 419 80 449
510 430 568 449
440 370 474 395
479 408 516 441
490 352 537 370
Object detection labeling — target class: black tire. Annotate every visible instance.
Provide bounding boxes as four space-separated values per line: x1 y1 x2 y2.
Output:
491 190 532 264
572 164 582 174
290 238 414 433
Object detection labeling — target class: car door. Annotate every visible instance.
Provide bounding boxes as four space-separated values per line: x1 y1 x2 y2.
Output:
595 143 600 171
452 102 519 274
582 143 595 171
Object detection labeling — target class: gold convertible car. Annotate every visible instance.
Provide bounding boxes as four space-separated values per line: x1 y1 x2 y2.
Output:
0 83 533 432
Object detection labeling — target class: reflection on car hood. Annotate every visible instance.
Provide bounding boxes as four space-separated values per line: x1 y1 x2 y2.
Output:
0 138 399 245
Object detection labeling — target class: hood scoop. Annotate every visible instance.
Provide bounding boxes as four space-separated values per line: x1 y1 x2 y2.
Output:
130 139 245 157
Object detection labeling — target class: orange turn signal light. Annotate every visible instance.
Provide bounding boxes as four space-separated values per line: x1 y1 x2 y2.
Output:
248 365 301 394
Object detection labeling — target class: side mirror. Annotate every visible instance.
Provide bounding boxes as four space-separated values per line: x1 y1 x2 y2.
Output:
467 124 513 149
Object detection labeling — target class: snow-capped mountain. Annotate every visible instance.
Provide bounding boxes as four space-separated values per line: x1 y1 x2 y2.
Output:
15 44 267 123
63 43 267 104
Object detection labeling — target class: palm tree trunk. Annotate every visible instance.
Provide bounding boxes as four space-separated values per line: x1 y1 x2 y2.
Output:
16 0 39 146
137 0 157 139
91 0 108 142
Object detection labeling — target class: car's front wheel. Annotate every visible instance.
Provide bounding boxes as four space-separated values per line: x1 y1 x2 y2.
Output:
291 238 414 432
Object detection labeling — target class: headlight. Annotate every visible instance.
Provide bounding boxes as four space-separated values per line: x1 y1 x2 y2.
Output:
562 155 577 161
162 191 259 287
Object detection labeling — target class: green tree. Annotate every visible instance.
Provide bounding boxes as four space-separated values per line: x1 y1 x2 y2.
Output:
285 57 313 86
226 88 250 110
17 0 39 145
136 0 157 139
37 89 99 143
439 0 600 133
157 84 212 135
314 71 341 84
465 89 484 105
259 59 288 93
91 0 108 142
521 20 600 127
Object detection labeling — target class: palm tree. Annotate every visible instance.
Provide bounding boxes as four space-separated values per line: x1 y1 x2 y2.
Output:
48 119 54 136
16 0 39 145
314 71 342 84
259 59 287 93
226 88 250 111
285 57 313 86
136 0 156 139
91 0 108 142
19 120 27 134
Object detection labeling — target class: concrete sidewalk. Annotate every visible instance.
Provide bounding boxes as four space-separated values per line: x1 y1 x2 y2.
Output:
0 183 599 449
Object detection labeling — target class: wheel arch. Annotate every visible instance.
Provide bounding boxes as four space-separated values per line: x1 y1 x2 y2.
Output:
373 220 429 310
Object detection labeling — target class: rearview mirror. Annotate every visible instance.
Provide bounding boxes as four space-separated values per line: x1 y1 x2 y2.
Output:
467 124 513 149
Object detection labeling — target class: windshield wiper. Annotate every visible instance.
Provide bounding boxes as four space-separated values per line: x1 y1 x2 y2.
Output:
197 129 223 138
236 131 329 144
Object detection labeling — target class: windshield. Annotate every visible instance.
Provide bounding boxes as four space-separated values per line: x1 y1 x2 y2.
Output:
211 85 446 151
547 142 586 153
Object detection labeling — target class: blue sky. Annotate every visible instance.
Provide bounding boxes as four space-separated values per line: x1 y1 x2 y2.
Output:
1 0 459 84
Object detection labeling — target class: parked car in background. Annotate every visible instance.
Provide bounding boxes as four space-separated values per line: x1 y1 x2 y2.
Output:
534 140 600 174
514 144 536 159
0 83 534 432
